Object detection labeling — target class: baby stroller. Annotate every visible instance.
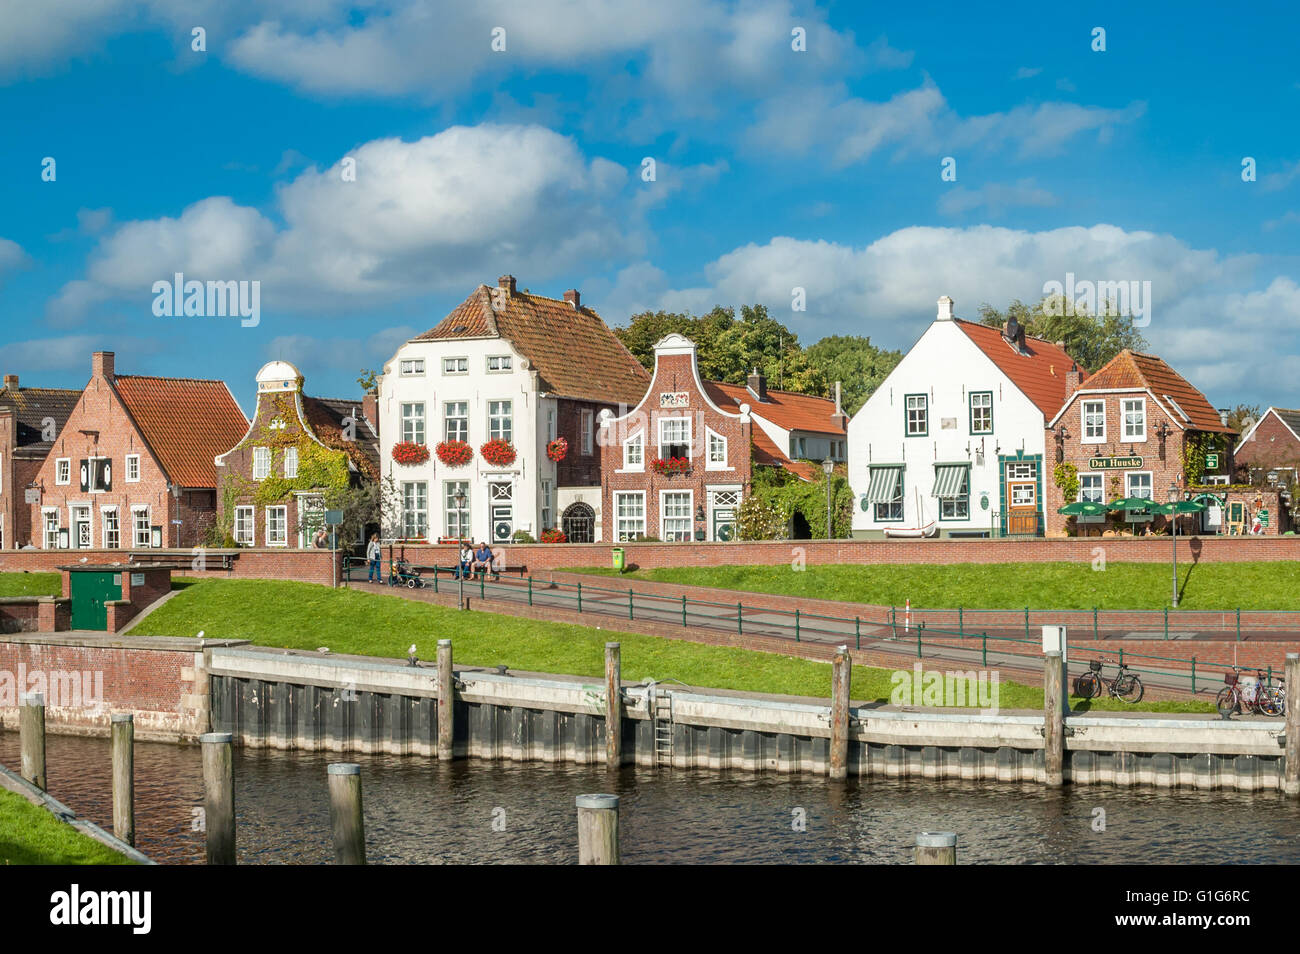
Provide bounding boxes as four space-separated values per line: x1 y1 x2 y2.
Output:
388 558 427 589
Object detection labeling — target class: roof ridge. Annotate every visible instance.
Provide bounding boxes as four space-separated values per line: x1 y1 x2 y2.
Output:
115 374 230 385
952 316 1067 349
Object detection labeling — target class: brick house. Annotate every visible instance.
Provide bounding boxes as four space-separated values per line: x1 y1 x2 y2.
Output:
379 276 649 545
26 352 248 550
0 374 81 549
1235 408 1300 486
1046 349 1239 535
214 361 380 548
598 333 845 542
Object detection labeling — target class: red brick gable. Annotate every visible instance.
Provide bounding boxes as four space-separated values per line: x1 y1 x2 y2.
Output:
1065 350 1234 434
114 376 248 488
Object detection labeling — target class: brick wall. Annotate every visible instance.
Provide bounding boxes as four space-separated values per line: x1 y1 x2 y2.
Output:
0 547 340 586
555 398 609 487
1234 411 1300 475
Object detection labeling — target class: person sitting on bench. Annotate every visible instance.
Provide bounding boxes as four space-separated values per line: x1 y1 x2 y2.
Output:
456 542 474 580
473 541 496 580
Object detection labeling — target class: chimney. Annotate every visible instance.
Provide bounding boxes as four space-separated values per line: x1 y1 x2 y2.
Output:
92 351 115 380
831 380 848 428
363 390 379 436
2 374 16 391
1218 407 1230 427
1066 362 1081 394
747 368 768 402
936 295 954 321
563 289 581 309
498 275 517 297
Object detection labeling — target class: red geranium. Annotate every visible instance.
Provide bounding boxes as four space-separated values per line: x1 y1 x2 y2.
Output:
540 528 567 543
435 440 473 467
546 437 569 462
392 441 431 466
651 456 690 476
480 438 517 467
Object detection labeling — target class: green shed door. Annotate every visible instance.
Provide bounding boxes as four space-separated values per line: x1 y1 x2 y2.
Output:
70 572 122 631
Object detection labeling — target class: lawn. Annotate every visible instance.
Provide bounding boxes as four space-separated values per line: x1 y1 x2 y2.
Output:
560 562 1300 611
0 788 133 865
130 578 1211 713
0 572 60 598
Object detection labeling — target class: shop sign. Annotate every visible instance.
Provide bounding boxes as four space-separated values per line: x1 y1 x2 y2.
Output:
1087 456 1142 469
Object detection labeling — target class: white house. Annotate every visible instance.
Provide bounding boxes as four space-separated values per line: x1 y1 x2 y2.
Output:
378 276 649 545
848 296 1080 538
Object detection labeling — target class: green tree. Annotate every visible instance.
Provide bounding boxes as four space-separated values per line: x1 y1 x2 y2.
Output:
802 335 903 414
1225 403 1261 433
978 295 1148 372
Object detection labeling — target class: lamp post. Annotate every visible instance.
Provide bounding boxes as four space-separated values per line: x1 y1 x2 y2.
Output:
1168 481 1179 609
454 489 467 610
822 458 835 539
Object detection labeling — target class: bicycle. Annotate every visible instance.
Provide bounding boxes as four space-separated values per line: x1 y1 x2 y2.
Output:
1074 658 1144 703
1217 668 1285 717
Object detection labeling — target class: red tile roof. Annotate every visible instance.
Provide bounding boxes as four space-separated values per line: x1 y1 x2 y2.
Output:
704 381 846 436
113 376 249 488
1066 350 1235 433
750 428 822 481
414 284 650 406
954 319 1083 418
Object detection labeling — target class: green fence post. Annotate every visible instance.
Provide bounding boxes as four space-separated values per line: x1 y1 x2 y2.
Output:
958 606 963 632
577 582 583 614
795 608 800 642
982 633 987 667
433 565 438 593
682 595 687 627
480 574 485 599
1268 665 1273 686
917 624 923 659
1119 648 1124 668
891 605 897 639
738 603 743 636
1093 607 1098 640
1163 606 1168 640
855 617 861 651
1024 608 1030 641
629 589 634 621
1191 657 1196 694
1236 608 1241 642
528 576 533 606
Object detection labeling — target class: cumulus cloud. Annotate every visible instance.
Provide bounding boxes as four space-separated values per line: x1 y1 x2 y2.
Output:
938 180 1057 217
0 238 28 284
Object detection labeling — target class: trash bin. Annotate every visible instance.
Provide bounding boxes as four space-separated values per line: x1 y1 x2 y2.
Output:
612 547 625 572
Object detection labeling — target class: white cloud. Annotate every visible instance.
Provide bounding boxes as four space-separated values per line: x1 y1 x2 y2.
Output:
938 179 1057 217
1014 67 1042 80
0 238 28 284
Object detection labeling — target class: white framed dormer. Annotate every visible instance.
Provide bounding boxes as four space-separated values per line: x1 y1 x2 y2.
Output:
620 431 644 472
55 457 71 485
1122 396 1147 442
705 426 730 470
125 453 141 482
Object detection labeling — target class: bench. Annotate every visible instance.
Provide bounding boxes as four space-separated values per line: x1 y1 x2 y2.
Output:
946 530 990 539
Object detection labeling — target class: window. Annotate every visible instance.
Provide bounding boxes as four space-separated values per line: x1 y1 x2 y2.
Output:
1006 461 1037 480
442 357 468 374
43 509 60 549
488 400 512 442
707 429 727 469
661 491 692 541
399 358 425 376
85 457 110 492
546 408 557 443
125 454 141 482
283 446 298 479
234 506 255 545
939 470 970 520
969 392 993 435
795 437 807 458
486 355 512 372
252 446 271 480
1079 474 1104 503
403 482 428 539
615 492 646 541
659 417 690 459
102 508 120 548
132 507 151 548
443 402 468 443
581 409 594 455
1082 400 1106 443
444 481 469 539
1010 484 1037 507
905 394 928 436
1122 398 1146 441
402 403 426 445
540 480 553 530
266 506 288 546
875 470 904 522
55 458 70 485
1126 471 1153 501
623 432 643 469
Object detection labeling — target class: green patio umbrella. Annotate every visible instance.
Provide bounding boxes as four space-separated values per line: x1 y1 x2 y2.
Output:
1107 497 1155 511
1058 501 1108 516
1154 500 1207 515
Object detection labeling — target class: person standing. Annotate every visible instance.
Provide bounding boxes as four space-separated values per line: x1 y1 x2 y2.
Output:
367 533 382 583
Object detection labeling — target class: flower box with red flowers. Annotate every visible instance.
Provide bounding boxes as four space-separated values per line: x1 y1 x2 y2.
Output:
392 441 431 466
651 456 691 476
479 438 517 467
546 437 569 462
434 440 472 467
540 528 567 543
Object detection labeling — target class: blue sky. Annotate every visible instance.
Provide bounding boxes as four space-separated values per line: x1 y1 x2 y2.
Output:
2 0 1298 413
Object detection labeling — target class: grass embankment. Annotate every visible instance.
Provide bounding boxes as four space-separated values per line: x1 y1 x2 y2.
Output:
561 562 1300 611
131 578 1211 712
0 572 60 598
0 788 132 865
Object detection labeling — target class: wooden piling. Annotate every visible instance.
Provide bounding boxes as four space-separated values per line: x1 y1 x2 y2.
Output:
327 763 366 865
605 642 622 770
915 831 957 864
437 639 454 761
1286 653 1299 798
111 712 135 846
200 731 235 865
829 646 851 781
19 692 46 791
576 793 620 865
1044 650 1064 786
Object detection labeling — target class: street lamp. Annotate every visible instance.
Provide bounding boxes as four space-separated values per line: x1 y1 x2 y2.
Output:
822 458 835 538
1168 481 1179 609
454 488 468 611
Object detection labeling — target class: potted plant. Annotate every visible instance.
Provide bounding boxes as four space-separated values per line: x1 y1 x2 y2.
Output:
434 440 473 467
650 456 690 476
392 441 431 466
540 527 567 543
480 438 517 467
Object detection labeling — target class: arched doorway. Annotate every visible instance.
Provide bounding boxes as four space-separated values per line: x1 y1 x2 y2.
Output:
562 503 595 543
790 510 812 539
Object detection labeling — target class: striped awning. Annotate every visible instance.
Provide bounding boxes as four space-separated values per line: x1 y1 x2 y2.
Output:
931 464 969 499
865 465 903 504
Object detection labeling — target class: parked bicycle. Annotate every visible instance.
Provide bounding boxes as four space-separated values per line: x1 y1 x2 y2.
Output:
1217 668 1285 717
1074 658 1144 703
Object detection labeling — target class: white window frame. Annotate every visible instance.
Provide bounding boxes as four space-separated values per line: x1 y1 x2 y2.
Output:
546 407 557 443
658 416 691 460
442 356 468 375
234 505 255 546
101 506 120 549
581 409 594 455
69 503 92 548
659 489 693 542
1125 470 1154 501
252 446 271 480
402 402 426 445
86 456 109 493
55 458 71 485
399 358 425 376
540 480 553 531
621 432 644 471
42 507 60 549
615 491 646 541
125 454 141 483
403 481 429 540
283 446 299 479
265 505 288 547
1078 473 1104 503
486 355 513 373
443 401 468 443
1081 400 1106 443
488 400 512 443
443 481 468 540
905 394 928 436
1122 397 1146 442
706 427 729 470
131 506 151 548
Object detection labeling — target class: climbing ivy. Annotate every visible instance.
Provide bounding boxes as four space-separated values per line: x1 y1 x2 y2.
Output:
1052 461 1079 502
737 465 854 540
1180 431 1223 486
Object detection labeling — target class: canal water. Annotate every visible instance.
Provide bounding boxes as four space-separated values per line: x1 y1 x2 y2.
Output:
4 731 1298 864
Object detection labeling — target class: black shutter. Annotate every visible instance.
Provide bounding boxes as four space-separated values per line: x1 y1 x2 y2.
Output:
99 459 112 492
79 460 89 492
